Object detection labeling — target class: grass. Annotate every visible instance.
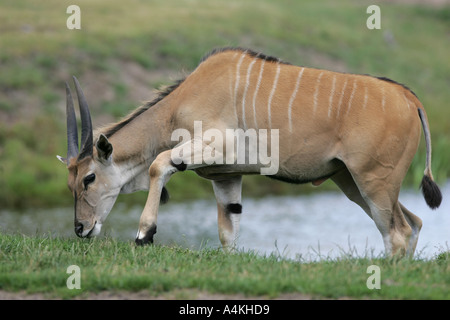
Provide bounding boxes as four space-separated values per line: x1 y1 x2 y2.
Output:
0 233 449 299
0 0 450 209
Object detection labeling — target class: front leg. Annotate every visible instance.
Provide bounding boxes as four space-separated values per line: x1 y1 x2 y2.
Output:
135 137 241 246
135 150 184 245
135 138 210 245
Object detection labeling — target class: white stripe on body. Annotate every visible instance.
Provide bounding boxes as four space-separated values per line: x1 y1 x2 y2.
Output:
313 72 324 115
345 80 357 116
336 79 348 118
362 85 368 110
328 75 337 118
252 60 265 129
403 93 411 110
288 68 304 132
267 63 281 128
242 58 257 129
234 53 246 122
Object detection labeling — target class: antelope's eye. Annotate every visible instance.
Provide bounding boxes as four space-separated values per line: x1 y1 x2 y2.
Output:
83 173 96 190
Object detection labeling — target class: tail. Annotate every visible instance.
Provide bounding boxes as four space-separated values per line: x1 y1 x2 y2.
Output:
418 108 442 209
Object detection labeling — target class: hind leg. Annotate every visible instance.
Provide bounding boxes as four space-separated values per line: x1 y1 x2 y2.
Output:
399 202 422 256
340 131 421 257
331 168 372 218
332 168 412 256
348 168 412 257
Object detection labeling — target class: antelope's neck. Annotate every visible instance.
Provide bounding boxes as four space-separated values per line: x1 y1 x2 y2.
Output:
105 102 175 193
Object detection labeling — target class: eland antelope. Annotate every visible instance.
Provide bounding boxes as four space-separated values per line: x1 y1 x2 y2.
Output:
58 47 442 257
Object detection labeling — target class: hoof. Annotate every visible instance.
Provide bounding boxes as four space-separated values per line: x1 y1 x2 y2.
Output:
135 238 151 246
135 224 157 246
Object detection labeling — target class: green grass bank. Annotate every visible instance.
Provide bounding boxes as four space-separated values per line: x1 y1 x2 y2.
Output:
0 234 449 299
0 0 449 209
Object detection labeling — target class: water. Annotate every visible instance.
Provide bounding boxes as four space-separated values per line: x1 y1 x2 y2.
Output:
1 182 449 261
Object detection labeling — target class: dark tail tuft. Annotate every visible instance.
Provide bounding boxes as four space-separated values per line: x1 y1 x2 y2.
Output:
420 175 442 210
417 108 442 210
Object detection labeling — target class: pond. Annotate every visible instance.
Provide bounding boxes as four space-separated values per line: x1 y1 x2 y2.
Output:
1 181 449 261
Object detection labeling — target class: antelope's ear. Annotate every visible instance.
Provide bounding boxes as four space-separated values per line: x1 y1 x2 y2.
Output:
95 134 113 163
57 155 67 164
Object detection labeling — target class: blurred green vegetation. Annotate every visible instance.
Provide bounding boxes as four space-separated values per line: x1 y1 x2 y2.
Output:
0 0 449 209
